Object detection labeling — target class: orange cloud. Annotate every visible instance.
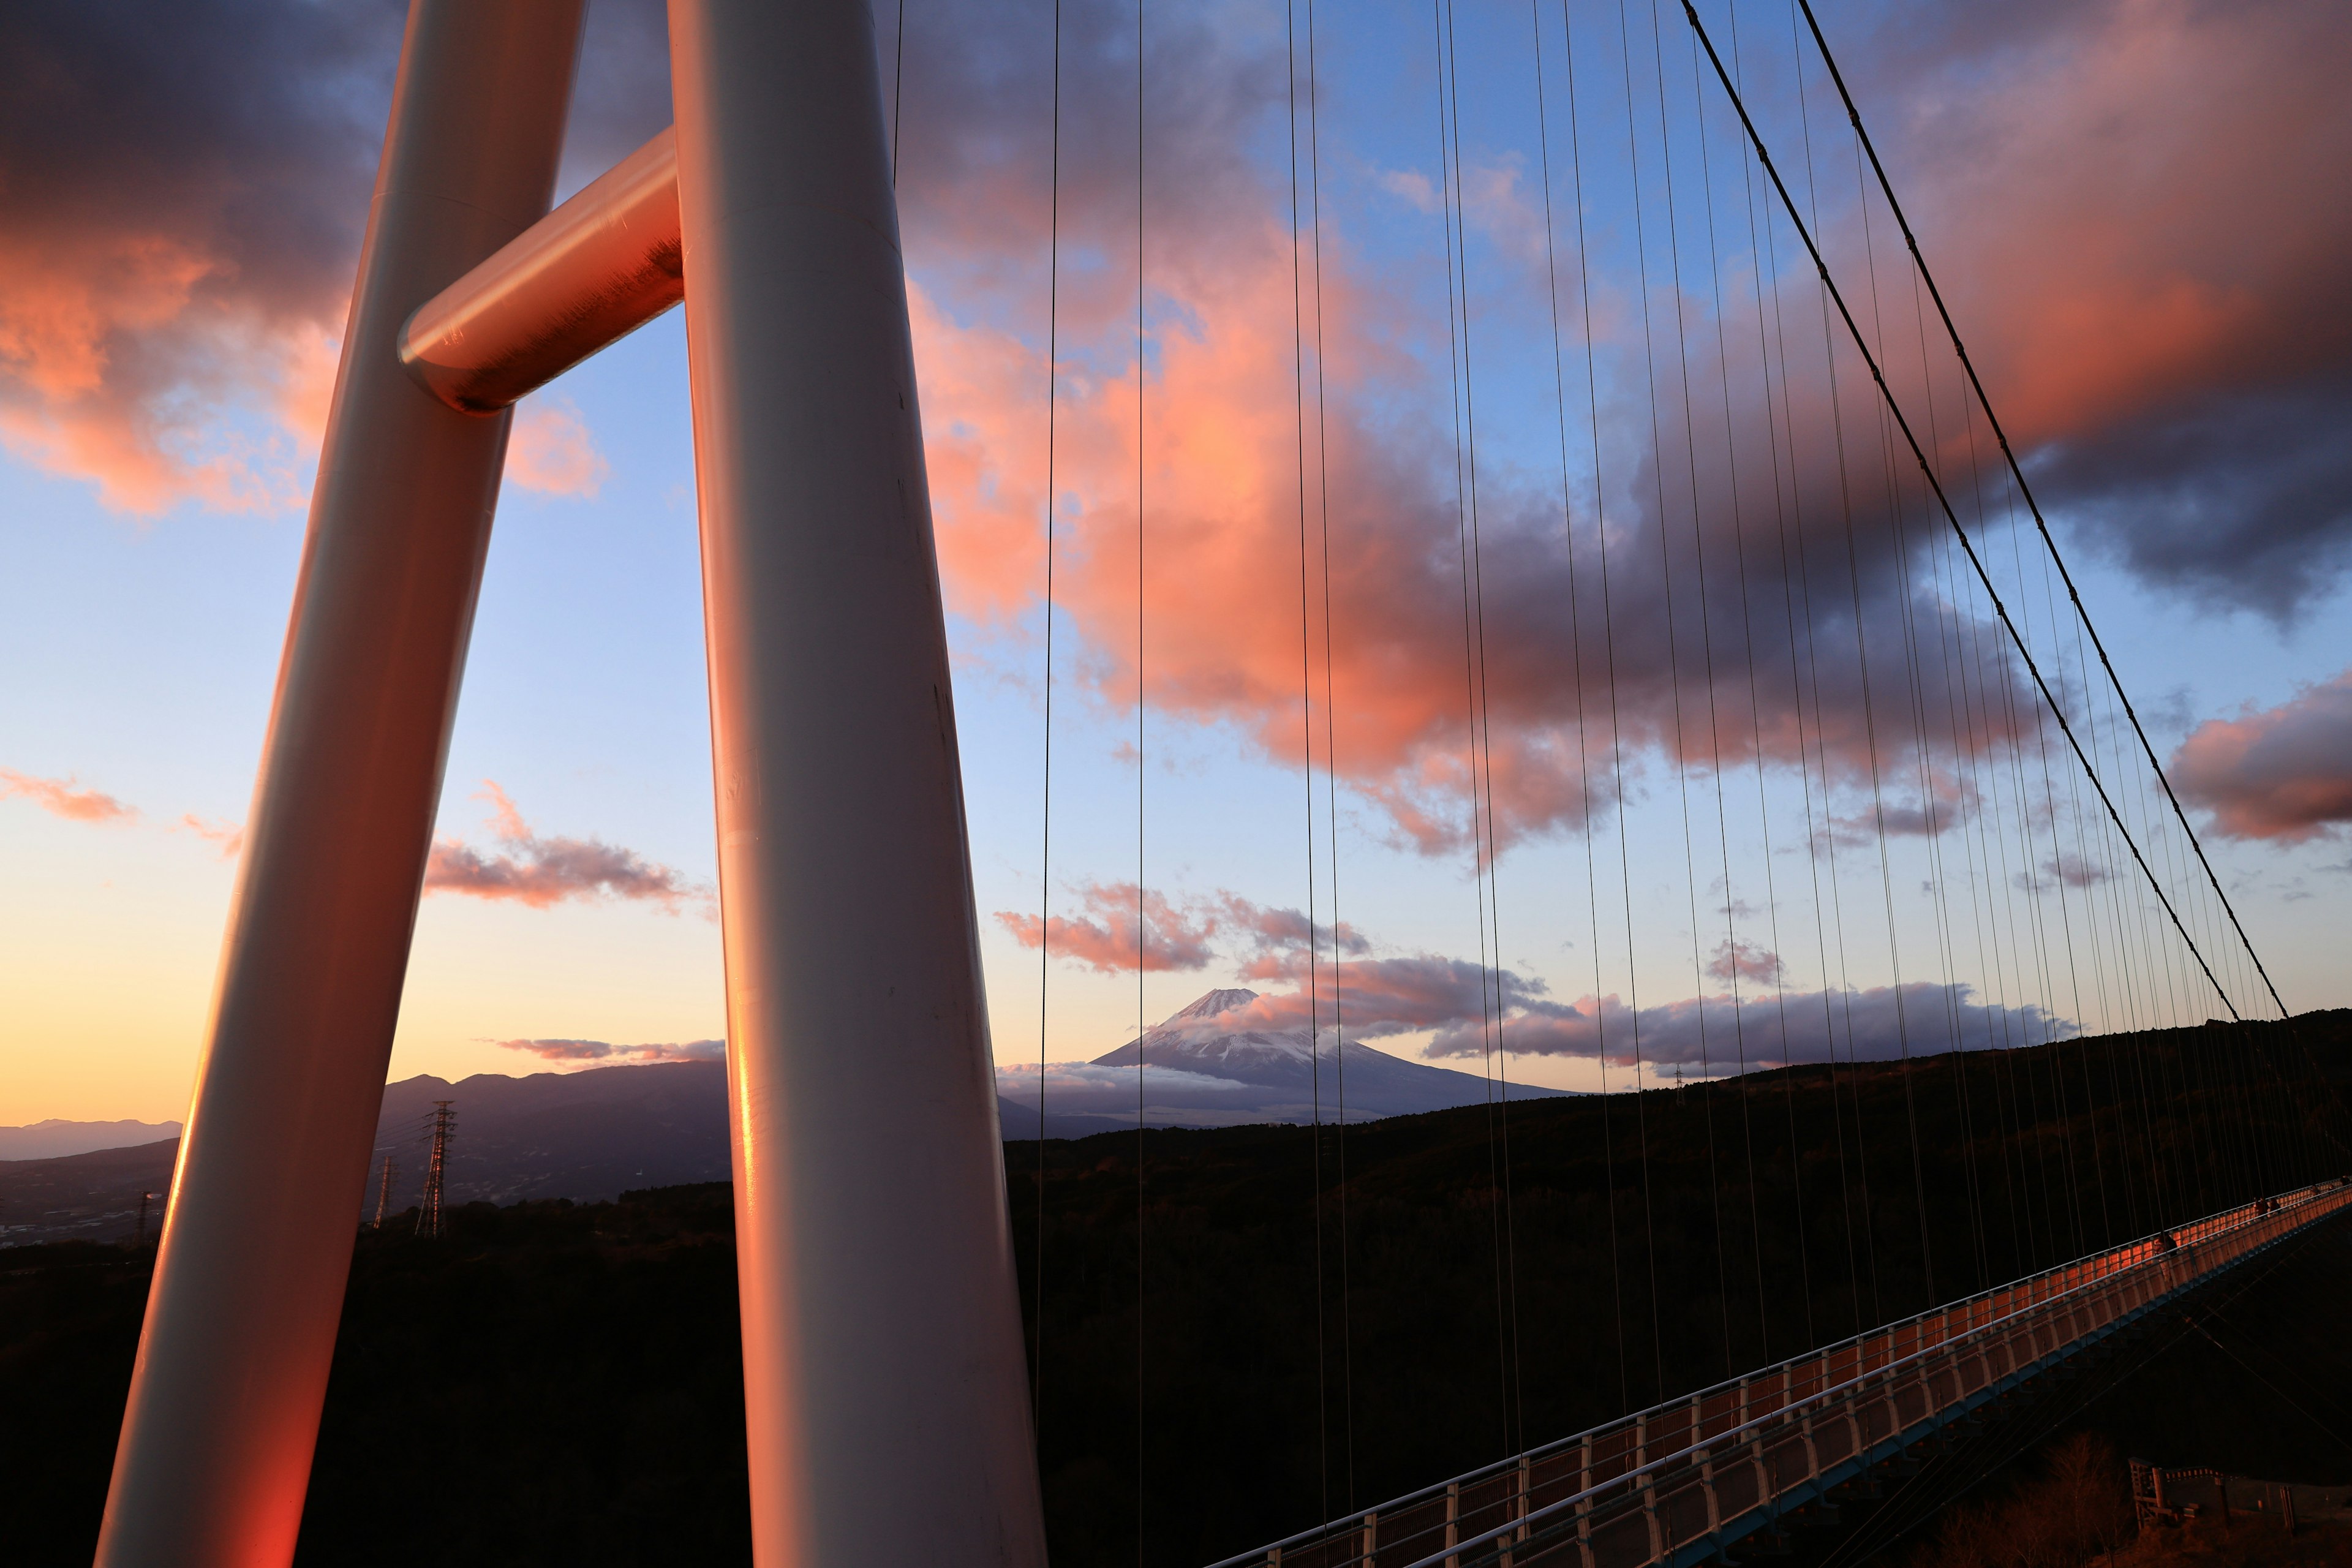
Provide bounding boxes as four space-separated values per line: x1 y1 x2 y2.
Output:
2170 671 2352 842
172 813 244 857
995 881 1218 974
0 767 137 824
1870 0 2352 614
995 883 1368 978
0 4 650 518
0 1 392 515
18 0 2345 861
914 187 2032 856
503 400 609 498
424 782 699 911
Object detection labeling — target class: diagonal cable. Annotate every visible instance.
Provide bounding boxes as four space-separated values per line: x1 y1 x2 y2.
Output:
1787 0 2288 1020
1676 0 2242 1023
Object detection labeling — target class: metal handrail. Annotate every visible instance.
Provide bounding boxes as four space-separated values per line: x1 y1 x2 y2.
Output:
1206 1181 2349 1568
1395 1186 2343 1568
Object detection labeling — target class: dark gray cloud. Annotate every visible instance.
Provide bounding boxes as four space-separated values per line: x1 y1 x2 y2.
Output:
1825 0 2352 620
10 0 2334 870
1423 978 2072 1069
0 0 679 507
2035 375 2352 621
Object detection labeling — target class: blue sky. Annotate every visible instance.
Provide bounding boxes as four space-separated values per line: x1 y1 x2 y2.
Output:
6 0 2352 1126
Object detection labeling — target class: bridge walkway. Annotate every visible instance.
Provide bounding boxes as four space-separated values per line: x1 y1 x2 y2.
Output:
1211 1182 2352 1568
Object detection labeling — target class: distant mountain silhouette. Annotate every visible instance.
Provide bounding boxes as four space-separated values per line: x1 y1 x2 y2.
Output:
369 1061 732 1208
995 986 1571 1139
2 997 1564 1243
0 1118 181 1161
0 1064 734 1246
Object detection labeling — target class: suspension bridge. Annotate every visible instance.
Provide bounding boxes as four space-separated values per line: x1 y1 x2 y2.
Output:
1216 1184 2352 1568
89 1 2351 1566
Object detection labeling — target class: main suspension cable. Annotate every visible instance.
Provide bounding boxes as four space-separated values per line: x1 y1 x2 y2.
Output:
1787 0 2286 1021
1679 0 2245 1031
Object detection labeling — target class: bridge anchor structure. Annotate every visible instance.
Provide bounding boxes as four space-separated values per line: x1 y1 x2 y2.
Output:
1215 1182 2352 1568
92 4 1044 1566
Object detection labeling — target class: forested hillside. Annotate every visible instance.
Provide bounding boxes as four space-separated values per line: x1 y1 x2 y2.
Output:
2 1014 2346 1567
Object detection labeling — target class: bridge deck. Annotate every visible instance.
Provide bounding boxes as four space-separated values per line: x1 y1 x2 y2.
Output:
1213 1182 2352 1568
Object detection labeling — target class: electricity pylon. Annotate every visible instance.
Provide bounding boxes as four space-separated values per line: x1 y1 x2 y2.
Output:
414 1104 454 1240
371 1155 398 1231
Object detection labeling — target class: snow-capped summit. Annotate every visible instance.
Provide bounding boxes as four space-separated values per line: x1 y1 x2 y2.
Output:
997 987 1572 1139
1095 990 1314 1069
1163 987 1262 1025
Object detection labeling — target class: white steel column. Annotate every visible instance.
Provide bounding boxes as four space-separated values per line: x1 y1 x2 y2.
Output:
94 4 584 1564
666 1 1049 1563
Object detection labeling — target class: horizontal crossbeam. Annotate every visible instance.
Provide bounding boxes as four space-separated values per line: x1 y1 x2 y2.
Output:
399 127 682 413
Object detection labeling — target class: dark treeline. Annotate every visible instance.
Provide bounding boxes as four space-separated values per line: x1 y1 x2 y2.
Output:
1 1015 2346 1566
1 1187 755 1567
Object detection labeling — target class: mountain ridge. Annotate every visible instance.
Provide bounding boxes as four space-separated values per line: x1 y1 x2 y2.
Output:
1 990 1570 1242
0 1118 181 1162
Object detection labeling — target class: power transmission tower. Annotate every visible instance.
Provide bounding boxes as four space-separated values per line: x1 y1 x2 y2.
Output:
371 1155 398 1230
415 1102 454 1239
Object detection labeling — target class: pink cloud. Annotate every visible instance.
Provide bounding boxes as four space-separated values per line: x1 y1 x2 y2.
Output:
994 881 1218 974
0 767 137 824
0 6 668 519
0 2 392 516
1224 955 1546 1044
1706 938 1784 987
503 400 609 498
424 782 698 911
17 0 2348 866
1218 895 1369 983
1866 0 2352 615
1000 894 2073 1076
994 885 1365 979
493 1036 725 1069
2170 670 2352 842
905 105 2037 855
172 813 243 857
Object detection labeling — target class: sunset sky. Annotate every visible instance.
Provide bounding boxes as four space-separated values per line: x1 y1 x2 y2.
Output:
6 0 2352 1129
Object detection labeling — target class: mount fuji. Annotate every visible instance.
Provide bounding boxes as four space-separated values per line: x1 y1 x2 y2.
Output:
996 987 1572 1139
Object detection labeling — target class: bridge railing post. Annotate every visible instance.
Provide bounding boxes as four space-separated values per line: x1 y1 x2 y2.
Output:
1698 1442 1723 1541
1635 1413 1662 1564
1574 1434 1595 1568
1445 1480 1460 1568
